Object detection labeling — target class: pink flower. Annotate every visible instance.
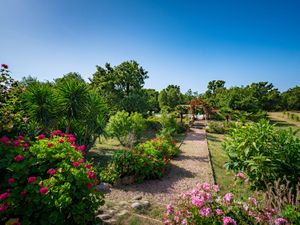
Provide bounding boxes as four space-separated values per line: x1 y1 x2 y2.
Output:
0 192 10 200
236 172 247 180
1 64 8 69
202 182 210 191
23 143 29 149
191 195 204 207
213 184 219 192
248 197 257 206
223 193 234 204
67 137 76 143
86 171 97 180
14 155 23 161
166 204 174 215
20 191 27 196
13 140 21 147
27 176 36 183
17 135 24 140
76 145 85 152
52 130 62 135
37 134 45 140
40 187 48 194
58 139 64 144
22 117 29 123
87 182 93 189
216 208 223 215
47 143 54 147
85 164 92 169
79 158 85 163
200 207 211 217
223 216 237 225
72 162 80 167
8 177 15 184
0 136 10 145
274 218 289 225
47 168 56 175
181 219 188 225
0 203 9 212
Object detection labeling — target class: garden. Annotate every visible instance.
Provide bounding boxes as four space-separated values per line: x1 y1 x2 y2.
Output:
1 63 300 225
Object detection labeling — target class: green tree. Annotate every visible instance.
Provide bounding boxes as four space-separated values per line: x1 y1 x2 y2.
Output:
158 85 182 111
282 86 300 110
144 89 160 114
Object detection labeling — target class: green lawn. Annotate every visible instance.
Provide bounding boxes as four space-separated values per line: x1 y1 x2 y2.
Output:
207 133 254 200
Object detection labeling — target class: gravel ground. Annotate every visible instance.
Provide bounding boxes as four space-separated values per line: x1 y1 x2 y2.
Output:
105 122 214 205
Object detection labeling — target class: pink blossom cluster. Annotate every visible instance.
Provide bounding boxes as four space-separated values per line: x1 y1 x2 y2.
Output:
164 182 290 225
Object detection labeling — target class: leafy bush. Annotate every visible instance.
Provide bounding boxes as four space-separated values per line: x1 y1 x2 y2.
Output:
105 111 146 146
164 182 290 225
206 121 235 134
100 138 178 184
223 120 300 191
0 131 104 225
146 116 162 131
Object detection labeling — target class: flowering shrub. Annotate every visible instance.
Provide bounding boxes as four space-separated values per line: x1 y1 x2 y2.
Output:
0 131 104 225
164 182 290 225
100 138 177 184
135 138 179 159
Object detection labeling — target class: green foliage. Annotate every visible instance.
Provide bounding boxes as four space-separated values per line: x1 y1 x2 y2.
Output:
0 132 104 225
100 138 178 184
158 85 183 111
90 60 149 113
0 65 25 136
282 86 300 110
281 205 300 225
223 120 300 191
105 111 146 146
206 121 234 134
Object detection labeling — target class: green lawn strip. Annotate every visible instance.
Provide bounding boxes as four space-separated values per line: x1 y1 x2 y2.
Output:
207 133 255 200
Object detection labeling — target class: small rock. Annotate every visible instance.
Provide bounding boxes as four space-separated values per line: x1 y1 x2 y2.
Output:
116 209 129 217
131 202 143 209
118 201 128 206
97 213 112 220
140 200 150 208
104 218 117 224
96 183 112 192
132 195 142 201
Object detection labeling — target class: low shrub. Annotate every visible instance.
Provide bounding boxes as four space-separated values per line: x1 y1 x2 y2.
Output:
100 138 178 184
105 111 146 146
206 121 235 134
164 182 290 225
223 120 300 191
0 131 104 225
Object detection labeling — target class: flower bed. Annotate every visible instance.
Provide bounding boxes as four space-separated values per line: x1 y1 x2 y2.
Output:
100 138 179 184
0 131 104 225
164 182 289 225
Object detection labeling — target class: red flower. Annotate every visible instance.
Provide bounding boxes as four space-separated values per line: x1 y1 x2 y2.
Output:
52 130 62 135
1 64 8 69
13 140 21 147
37 134 45 140
85 164 92 169
0 203 9 212
58 139 64 144
39 187 48 194
27 176 36 183
17 135 24 140
23 143 29 149
86 171 97 180
14 155 23 161
8 177 15 184
0 192 10 200
0 136 10 145
87 182 93 189
76 145 85 152
79 158 85 163
72 162 80 167
20 190 27 196
47 168 56 175
47 143 54 148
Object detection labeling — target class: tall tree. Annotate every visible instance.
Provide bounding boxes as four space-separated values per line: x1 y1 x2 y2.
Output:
158 85 182 111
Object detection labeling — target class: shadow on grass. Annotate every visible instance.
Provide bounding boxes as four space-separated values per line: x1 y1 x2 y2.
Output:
269 119 296 127
206 134 222 143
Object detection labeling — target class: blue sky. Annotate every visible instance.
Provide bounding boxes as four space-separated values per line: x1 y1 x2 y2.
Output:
0 0 299 93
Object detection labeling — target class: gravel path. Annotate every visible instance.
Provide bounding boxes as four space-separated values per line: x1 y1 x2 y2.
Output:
105 122 214 205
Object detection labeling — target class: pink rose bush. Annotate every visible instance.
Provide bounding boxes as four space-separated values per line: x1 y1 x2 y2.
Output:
164 182 290 225
0 131 104 225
